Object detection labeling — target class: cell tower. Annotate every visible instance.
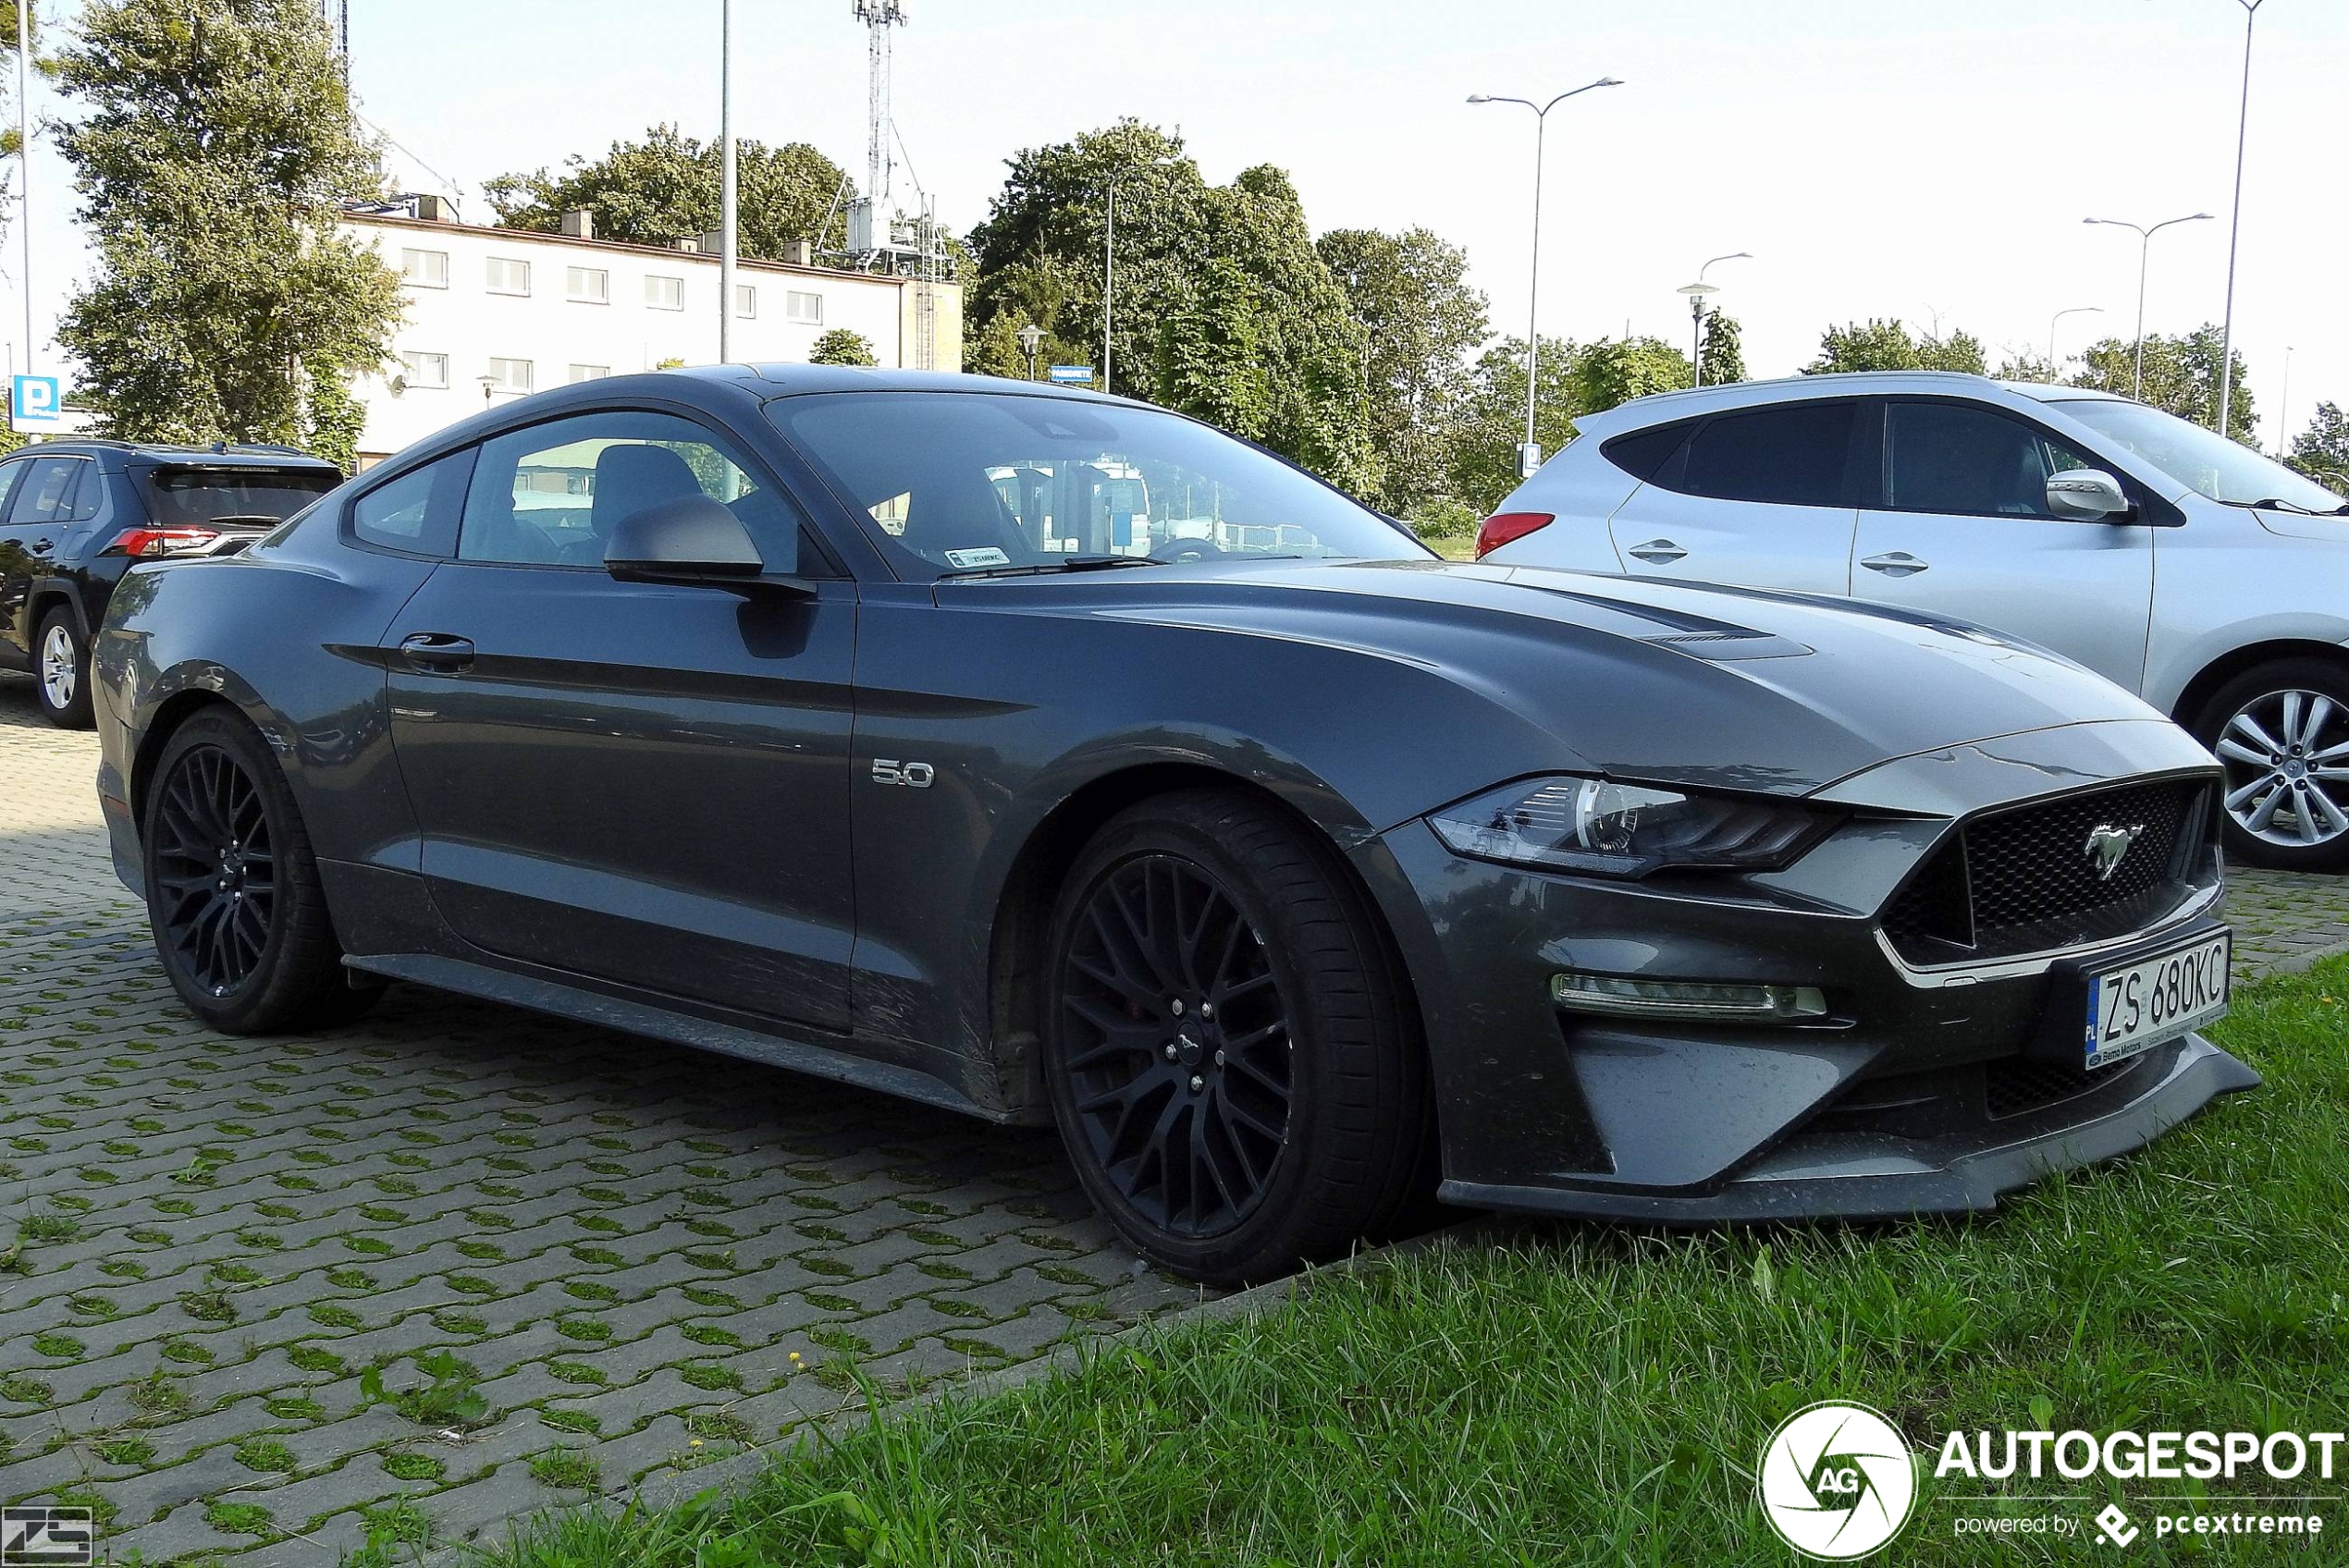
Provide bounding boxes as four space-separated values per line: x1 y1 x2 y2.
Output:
848 0 906 260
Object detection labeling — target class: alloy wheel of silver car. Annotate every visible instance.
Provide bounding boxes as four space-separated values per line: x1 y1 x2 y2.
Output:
39 620 78 712
2212 687 2349 848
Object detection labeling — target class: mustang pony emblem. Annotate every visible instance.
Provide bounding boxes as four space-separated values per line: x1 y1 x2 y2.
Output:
2085 822 2146 881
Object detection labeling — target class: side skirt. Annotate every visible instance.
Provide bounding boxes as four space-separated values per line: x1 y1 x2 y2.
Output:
344 950 1020 1125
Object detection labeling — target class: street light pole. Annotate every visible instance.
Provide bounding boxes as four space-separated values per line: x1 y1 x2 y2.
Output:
1678 251 1749 389
2047 305 2103 375
1016 323 1042 383
1102 182 1115 394
719 0 737 363
2217 0 2263 441
2277 344 2294 459
17 0 30 379
1470 78 1623 477
2084 213 2212 400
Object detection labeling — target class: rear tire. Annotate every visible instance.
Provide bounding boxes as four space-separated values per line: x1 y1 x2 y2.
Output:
1041 788 1428 1286
141 707 376 1033
2192 658 2349 873
34 608 93 729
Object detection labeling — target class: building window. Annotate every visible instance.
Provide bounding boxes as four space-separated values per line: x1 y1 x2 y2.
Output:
400 249 449 288
785 290 823 325
487 358 534 394
565 266 609 304
733 284 757 319
645 275 683 311
400 351 449 389
567 363 611 384
486 257 532 295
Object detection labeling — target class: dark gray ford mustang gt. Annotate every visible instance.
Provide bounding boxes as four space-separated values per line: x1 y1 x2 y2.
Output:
92 367 2256 1284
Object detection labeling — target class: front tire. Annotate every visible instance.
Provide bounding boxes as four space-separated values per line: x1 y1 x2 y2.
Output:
141 708 376 1033
2194 658 2349 873
1041 789 1427 1286
34 608 93 729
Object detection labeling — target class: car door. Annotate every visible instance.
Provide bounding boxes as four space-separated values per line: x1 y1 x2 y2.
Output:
1603 398 1864 594
0 456 86 660
1848 398 2154 692
380 406 859 1031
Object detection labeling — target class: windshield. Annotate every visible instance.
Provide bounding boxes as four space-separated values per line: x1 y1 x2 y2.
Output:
2048 399 2346 512
767 391 1427 578
140 466 340 528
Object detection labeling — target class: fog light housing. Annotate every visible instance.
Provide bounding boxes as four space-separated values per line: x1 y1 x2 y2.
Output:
1551 971 1829 1023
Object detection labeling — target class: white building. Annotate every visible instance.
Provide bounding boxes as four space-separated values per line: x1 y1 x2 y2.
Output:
339 206 962 466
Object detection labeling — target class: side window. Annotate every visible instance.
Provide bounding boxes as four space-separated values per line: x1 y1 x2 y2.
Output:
0 460 31 521
351 449 475 557
6 457 87 526
1603 422 1693 483
1886 402 2084 518
456 409 800 572
1673 402 1858 508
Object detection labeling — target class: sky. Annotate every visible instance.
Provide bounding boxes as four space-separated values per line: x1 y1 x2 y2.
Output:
4 0 2342 451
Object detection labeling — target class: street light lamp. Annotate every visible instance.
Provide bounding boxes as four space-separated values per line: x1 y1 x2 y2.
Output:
2047 305 2103 375
2216 0 2266 440
1015 323 1043 383
1678 252 1749 388
1470 77 1625 477
1101 154 1174 397
2084 213 2213 400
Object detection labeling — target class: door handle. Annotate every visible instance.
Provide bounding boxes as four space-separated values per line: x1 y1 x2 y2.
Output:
1860 551 1929 578
1627 538 1687 565
399 632 475 672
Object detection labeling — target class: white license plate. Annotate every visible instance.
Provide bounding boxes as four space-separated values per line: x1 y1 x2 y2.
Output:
2083 932 2231 1069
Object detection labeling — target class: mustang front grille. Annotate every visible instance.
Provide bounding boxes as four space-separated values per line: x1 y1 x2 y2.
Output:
1882 778 2214 964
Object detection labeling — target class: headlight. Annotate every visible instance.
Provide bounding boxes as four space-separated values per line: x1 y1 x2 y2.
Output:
1426 776 1832 878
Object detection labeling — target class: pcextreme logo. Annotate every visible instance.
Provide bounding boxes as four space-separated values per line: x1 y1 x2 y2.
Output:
1757 1402 1919 1560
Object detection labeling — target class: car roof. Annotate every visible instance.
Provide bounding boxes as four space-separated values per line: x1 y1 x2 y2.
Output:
17 438 340 471
1568 370 2127 439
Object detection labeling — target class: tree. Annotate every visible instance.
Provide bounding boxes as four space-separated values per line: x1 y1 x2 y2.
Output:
1319 227 1489 515
486 124 853 260
2288 401 2349 496
808 328 877 367
1444 336 1582 513
1575 336 1692 415
2070 325 2256 445
53 0 400 470
1698 311 1745 387
1993 349 2059 383
1805 318 1986 375
966 121 1371 490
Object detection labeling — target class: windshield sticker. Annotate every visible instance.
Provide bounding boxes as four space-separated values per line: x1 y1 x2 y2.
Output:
942 547 1012 570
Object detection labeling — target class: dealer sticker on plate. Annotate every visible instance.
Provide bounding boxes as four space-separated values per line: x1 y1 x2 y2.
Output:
2083 930 2231 1069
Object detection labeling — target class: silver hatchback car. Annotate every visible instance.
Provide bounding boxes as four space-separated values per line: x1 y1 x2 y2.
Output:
1481 372 2349 872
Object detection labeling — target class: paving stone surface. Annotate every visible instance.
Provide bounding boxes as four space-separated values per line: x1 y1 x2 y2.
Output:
7 675 2349 1564
0 681 1203 1563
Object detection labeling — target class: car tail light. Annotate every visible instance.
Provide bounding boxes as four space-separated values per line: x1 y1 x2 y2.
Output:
110 528 222 558
1473 511 1554 558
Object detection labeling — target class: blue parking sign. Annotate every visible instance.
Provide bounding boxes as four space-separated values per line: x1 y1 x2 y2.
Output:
11 374 62 431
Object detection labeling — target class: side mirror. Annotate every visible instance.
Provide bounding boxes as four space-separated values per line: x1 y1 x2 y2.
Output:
605 494 792 590
2046 468 2133 521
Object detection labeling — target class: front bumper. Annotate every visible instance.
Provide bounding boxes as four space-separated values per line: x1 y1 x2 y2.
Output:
1442 1031 2257 1222
1357 721 2259 1223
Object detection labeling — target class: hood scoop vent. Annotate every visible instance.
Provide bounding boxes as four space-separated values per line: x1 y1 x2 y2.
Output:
1519 584 1814 662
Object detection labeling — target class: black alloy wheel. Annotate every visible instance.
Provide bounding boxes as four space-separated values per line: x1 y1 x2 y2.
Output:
1058 853 1294 1239
141 708 378 1033
151 741 277 998
1042 789 1428 1286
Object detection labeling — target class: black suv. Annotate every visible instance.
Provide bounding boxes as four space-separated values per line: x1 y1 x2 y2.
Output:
0 440 342 727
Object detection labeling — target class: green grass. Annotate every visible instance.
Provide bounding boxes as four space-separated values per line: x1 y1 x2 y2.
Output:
478 961 2349 1565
